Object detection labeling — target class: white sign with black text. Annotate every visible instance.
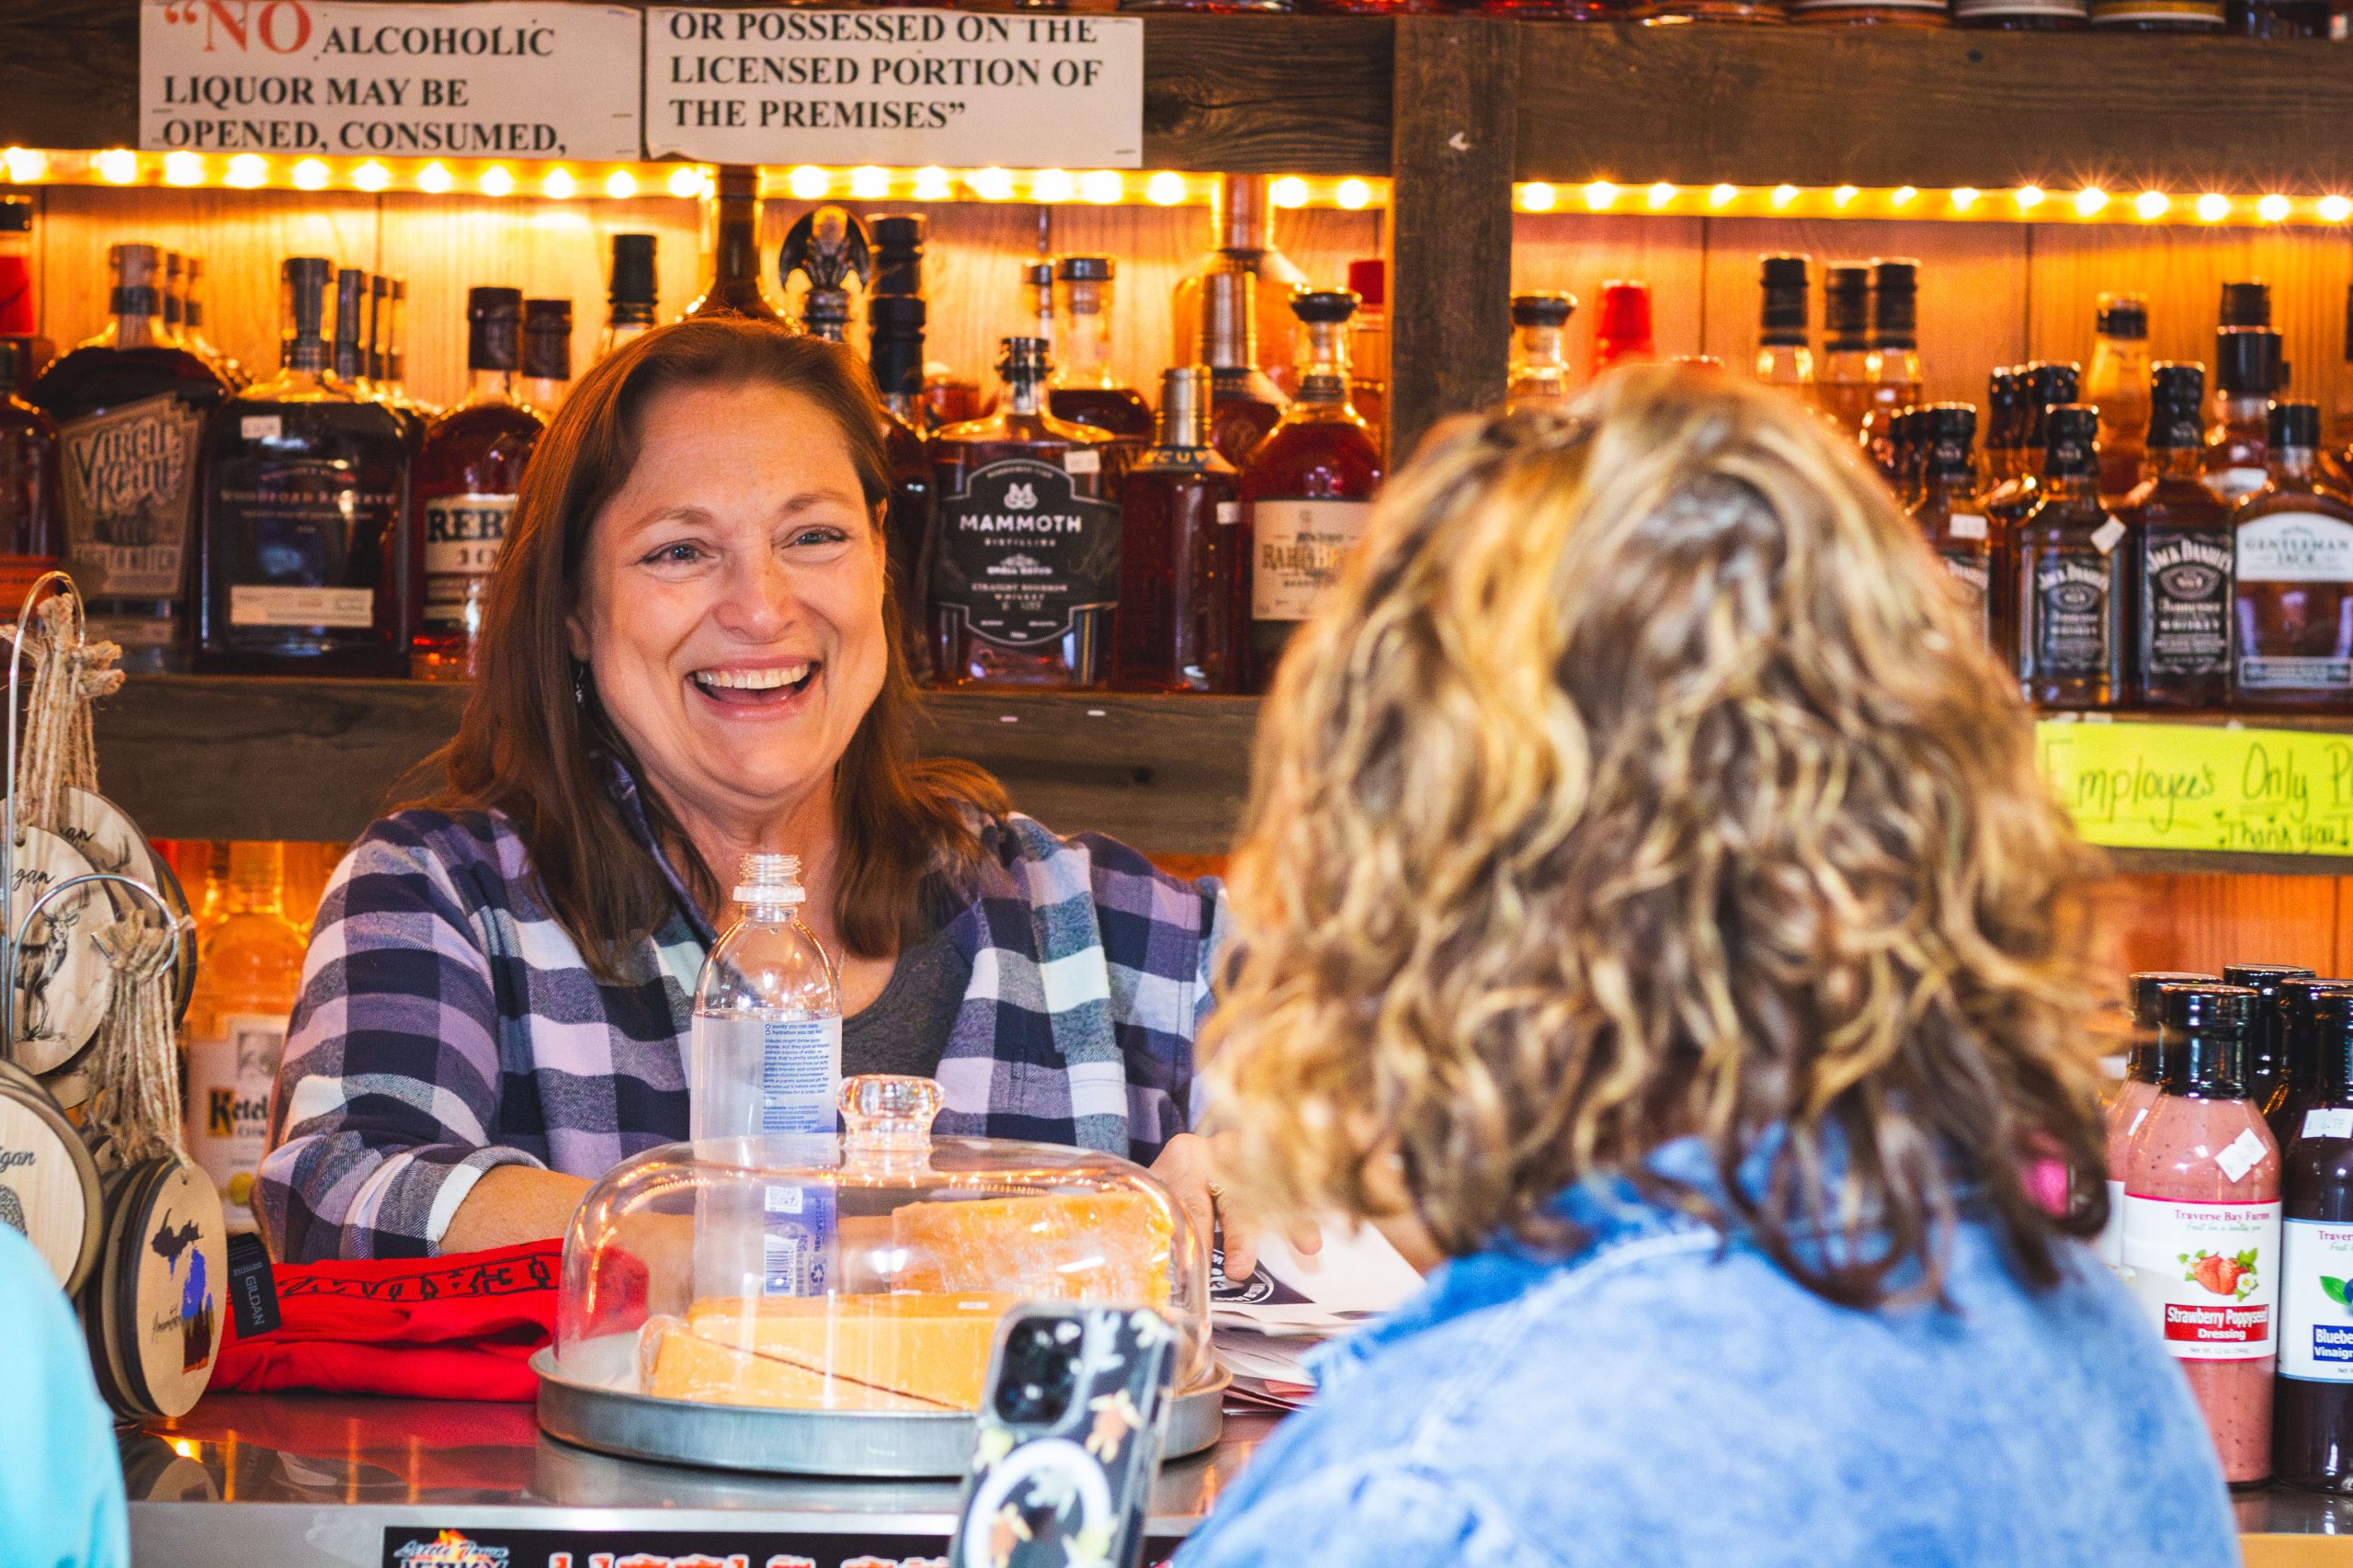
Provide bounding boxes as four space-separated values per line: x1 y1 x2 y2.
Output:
645 7 1142 169
139 1 642 162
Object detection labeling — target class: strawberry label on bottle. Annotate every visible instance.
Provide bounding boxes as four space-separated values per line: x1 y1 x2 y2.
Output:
2121 1195 2280 1358
2280 1220 2353 1381
931 456 1120 648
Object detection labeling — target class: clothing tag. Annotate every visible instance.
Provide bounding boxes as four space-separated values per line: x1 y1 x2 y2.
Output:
226 1232 281 1337
2216 1126 2271 1183
1063 449 1100 475
2092 517 2127 555
2305 1108 2353 1141
1216 501 1242 526
1949 513 1988 541
240 415 282 442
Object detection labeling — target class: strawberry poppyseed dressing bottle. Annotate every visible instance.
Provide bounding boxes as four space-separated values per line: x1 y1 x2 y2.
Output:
2105 971 2218 1268
2124 982 2283 1486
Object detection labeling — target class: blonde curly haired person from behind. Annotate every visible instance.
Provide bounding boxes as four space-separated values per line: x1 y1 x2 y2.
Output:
1176 367 2236 1568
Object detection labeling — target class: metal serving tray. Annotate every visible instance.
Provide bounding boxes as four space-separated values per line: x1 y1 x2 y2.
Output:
532 1338 1228 1479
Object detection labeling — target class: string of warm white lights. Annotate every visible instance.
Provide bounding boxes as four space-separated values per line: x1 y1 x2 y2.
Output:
1517 179 2353 228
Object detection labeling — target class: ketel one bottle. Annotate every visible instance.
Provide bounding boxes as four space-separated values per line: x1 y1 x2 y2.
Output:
2014 403 2130 709
927 337 1120 689
1909 403 1991 641
1239 289 1383 691
2126 362 2234 708
2232 401 2353 710
411 288 544 681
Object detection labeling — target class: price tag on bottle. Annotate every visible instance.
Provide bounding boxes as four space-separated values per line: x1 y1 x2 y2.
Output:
2216 1126 2271 1183
1949 514 1987 541
2304 1108 2353 1141
1063 449 1100 476
2092 517 2127 555
1216 502 1241 527
240 415 281 442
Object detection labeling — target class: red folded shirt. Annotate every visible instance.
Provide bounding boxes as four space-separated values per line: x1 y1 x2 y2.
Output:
213 1241 565 1402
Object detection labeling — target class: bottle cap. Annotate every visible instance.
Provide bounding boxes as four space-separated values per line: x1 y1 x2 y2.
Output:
465 285 524 373
2223 961 2317 994
1759 254 1809 341
1347 258 1385 310
1511 291 1576 328
870 294 926 333
870 213 926 251
0 197 28 234
1199 269 1256 369
1158 364 1213 449
1921 401 1976 458
1210 174 1274 253
1024 260 1054 289
2279 977 2353 1033
2163 982 2259 1030
2132 971 2220 1029
1056 255 1114 282
2268 399 2323 450
733 851 806 906
2026 360 2081 410
2043 403 2100 475
108 243 162 315
1596 280 1652 344
332 267 369 379
714 165 759 202
998 335 1051 380
1760 253 1810 291
2096 292 2149 341
2147 361 2205 448
522 299 572 381
280 257 334 369
1986 368 2022 434
2215 328 2283 396
1868 257 1918 347
2158 983 2260 1097
1824 263 1871 344
1290 288 1358 325
608 233 658 307
468 286 524 322
2221 279 2272 330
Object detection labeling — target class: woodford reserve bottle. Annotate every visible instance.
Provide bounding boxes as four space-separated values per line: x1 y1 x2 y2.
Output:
2014 403 2129 709
2232 400 2353 710
1113 366 1245 693
29 242 232 668
2125 362 2234 708
410 288 544 681
928 337 1120 688
196 257 411 676
1240 290 1383 689
1909 403 1992 642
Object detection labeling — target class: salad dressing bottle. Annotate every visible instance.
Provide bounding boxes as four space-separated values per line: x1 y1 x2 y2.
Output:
2275 988 2353 1492
2104 971 2218 1267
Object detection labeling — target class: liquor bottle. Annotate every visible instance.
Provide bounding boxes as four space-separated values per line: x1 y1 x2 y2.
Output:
1592 280 1654 374
160 252 188 350
1172 175 1311 393
928 337 1120 689
2206 329 2283 507
1987 360 2082 562
1199 264 1289 469
196 256 412 676
2091 0 2220 21
1113 366 1245 694
179 258 247 392
870 214 983 430
2088 294 2153 501
366 272 392 388
2225 0 2328 29
2014 403 2128 709
1346 258 1389 450
2333 285 2353 493
1885 405 1924 500
1048 256 1154 449
521 299 573 413
685 165 784 324
382 277 438 422
1239 290 1383 689
1984 367 2025 489
2233 401 2353 710
2126 363 2234 709
2268 979 2353 1151
29 242 233 669
1754 255 1813 394
179 840 306 1236
1506 293 1577 412
1912 403 1992 642
0 338 59 608
2276 985 2353 1491
1814 263 1875 437
1857 258 1923 461
411 288 543 683
1022 260 1056 353
330 267 371 392
597 234 660 364
871 292 935 674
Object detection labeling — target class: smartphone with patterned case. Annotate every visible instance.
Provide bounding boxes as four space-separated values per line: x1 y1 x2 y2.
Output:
951 1304 1179 1568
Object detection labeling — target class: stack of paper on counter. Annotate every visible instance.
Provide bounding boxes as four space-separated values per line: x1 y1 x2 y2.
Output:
1211 1222 1423 1411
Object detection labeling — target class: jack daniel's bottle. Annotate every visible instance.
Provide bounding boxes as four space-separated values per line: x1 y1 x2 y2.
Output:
1910 403 1992 642
197 257 411 676
29 243 232 667
2125 362 2233 707
2014 403 2129 709
928 337 1120 688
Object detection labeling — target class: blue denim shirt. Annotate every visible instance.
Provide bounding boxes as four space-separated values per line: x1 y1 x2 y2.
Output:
1177 1140 2237 1568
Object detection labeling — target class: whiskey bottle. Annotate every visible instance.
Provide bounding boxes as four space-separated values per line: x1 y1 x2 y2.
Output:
1023 260 1056 351
2333 283 2353 492
521 299 574 413
161 252 189 351
1240 289 1384 689
1814 263 1875 437
599 234 660 361
2088 293 2152 501
1984 367 2025 489
197 256 412 676
1592 280 1654 374
1346 258 1390 449
1953 0 2087 23
1912 403 1993 642
1887 405 1925 503
0 338 59 608
180 258 247 392
927 337 1120 689
179 840 305 1235
871 293 935 676
1113 366 1245 694
2232 401 2353 710
1199 264 1289 468
1507 292 1577 411
29 242 232 669
685 165 784 324
1754 255 1813 394
2091 0 2220 24
1858 257 1922 462
1987 361 2082 662
1172 175 1311 392
2016 404 2128 709
871 215 983 430
1048 256 1154 449
2206 328 2284 505
2126 363 2234 708
411 288 543 682
381 277 438 423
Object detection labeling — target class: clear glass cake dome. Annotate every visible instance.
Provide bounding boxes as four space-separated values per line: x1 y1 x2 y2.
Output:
551 1074 1211 1412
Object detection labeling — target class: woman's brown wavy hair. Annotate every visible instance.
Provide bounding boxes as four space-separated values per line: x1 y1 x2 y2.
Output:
420 318 1004 978
1206 365 2109 1307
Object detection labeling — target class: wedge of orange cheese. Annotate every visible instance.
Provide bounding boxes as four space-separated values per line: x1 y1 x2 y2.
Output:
645 1292 1017 1411
888 1188 1173 1309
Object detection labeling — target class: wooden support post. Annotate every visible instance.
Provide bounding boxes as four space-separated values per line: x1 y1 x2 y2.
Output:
1386 16 1518 463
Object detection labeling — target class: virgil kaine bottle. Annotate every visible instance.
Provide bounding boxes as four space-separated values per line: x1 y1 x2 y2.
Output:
197 257 410 676
928 337 1120 688
2233 400 2353 709
30 242 231 667
2015 403 2129 708
1910 403 1992 642
2126 362 2234 707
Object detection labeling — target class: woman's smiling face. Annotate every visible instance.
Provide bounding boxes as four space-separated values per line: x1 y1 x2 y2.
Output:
569 379 888 832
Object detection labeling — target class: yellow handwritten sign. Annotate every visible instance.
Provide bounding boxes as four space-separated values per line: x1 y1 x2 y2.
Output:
2036 720 2353 858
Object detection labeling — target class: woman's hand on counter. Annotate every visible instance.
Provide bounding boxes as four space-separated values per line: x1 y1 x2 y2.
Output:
441 1166 595 1254
1152 1131 1320 1284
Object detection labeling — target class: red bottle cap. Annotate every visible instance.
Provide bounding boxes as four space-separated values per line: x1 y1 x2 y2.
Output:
1346 258 1385 310
1594 279 1654 361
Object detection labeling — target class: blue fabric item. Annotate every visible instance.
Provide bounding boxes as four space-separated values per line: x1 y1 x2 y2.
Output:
1178 1138 2239 1568
0 1225 127 1568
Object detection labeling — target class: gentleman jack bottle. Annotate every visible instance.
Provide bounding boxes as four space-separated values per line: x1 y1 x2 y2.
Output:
2233 400 2353 710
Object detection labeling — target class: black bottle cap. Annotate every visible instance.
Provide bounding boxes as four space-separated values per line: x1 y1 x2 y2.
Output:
870 294 926 333
1824 263 1871 346
999 335 1051 380
870 212 926 250
869 295 925 401
870 214 926 298
2215 328 2283 397
2159 983 2261 1096
2132 969 2222 1084
522 299 571 381
1920 402 1976 474
608 233 657 308
1290 288 1358 325
0 197 28 235
280 256 333 370
331 267 369 379
1057 255 1113 282
464 285 523 374
1024 260 1053 290
2147 362 2206 449
2305 987 2353 1096
2027 360 2081 410
1761 253 1809 291
2268 399 2322 450
468 285 523 322
1759 254 1809 342
1511 292 1575 328
2224 962 2317 988
2043 403 2100 476
1868 257 1917 347
2221 279 2272 330
2097 293 2149 341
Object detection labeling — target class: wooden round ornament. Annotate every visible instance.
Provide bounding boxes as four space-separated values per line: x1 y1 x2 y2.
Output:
110 1155 226 1420
55 787 194 1026
0 1057 100 1293
80 1158 155 1420
7 824 109 1075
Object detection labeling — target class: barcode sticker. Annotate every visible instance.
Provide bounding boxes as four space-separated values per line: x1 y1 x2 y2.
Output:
1216 502 1242 526
1949 514 1988 541
2304 1108 2353 1141
241 415 282 441
1063 449 1100 475
2092 517 2127 555
2216 1126 2271 1183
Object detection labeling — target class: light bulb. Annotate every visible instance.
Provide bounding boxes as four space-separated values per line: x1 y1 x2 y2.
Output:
604 168 637 199
353 160 391 192
913 166 954 201
541 166 575 199
479 165 514 197
787 165 829 199
1269 176 1308 209
849 165 891 199
2134 190 2169 222
2014 185 2045 212
666 165 705 199
1079 170 1123 205
1337 177 1372 210
2196 193 2231 223
1769 183 1798 210
2257 193 2290 222
1709 183 1737 210
417 161 454 195
291 157 330 191
1144 171 1188 206
1950 187 1979 212
1890 186 1918 209
1647 182 1676 210
1 148 46 183
224 153 267 189
2322 195 2353 224
1030 168 1076 203
1519 182 1556 213
94 149 140 185
162 151 204 187
1832 185 1858 210
1583 179 1619 211
971 167 1016 201
2073 187 2108 218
